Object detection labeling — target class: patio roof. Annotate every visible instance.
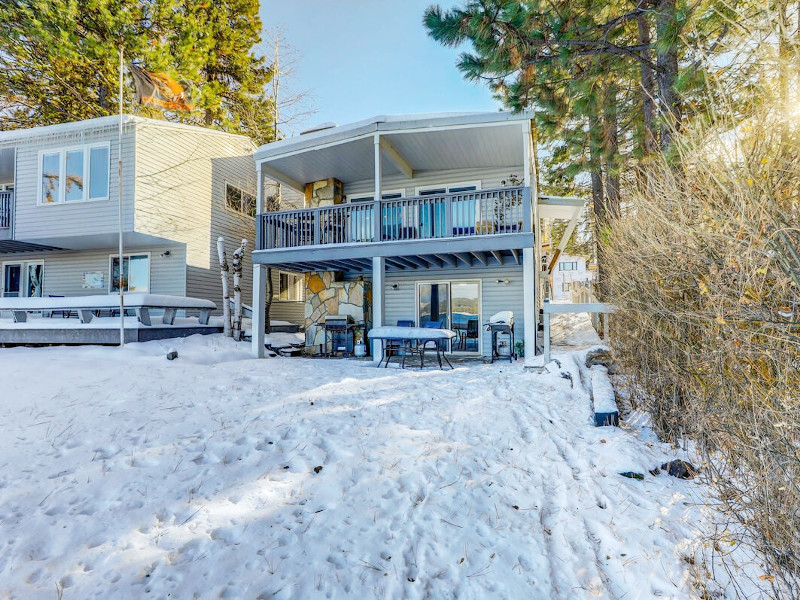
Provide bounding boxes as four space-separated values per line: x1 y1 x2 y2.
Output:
254 112 534 191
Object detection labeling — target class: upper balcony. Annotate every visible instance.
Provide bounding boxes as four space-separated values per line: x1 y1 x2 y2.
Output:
254 186 535 273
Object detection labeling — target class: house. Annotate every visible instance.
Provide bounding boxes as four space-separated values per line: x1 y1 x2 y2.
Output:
550 254 596 302
248 112 583 360
0 115 303 325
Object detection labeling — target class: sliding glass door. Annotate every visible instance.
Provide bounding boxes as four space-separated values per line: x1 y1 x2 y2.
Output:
417 280 481 354
2 262 43 298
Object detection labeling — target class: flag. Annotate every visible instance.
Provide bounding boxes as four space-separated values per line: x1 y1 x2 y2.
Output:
130 64 193 112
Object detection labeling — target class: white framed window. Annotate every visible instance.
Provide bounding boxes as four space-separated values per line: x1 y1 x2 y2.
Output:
559 261 578 271
278 271 304 301
414 181 481 196
38 143 110 204
416 182 482 235
562 282 571 292
2 261 44 298
225 183 256 217
109 253 150 293
346 189 405 203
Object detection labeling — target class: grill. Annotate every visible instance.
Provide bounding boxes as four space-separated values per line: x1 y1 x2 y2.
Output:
486 311 515 363
323 315 355 357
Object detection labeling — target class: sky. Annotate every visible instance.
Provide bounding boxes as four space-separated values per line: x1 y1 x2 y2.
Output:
260 1 501 135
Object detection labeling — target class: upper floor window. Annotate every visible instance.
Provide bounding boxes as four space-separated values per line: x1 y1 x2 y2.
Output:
39 143 109 204
559 261 578 271
226 183 256 217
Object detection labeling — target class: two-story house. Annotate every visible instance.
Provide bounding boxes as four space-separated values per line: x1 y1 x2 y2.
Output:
551 254 596 302
0 115 303 325
248 112 580 360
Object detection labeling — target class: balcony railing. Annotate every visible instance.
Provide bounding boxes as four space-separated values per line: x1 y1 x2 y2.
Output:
0 191 12 229
257 186 530 250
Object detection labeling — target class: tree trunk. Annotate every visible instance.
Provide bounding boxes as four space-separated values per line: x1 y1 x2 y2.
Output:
656 0 681 149
217 237 231 337
231 238 247 341
637 13 658 154
602 81 621 221
265 267 273 335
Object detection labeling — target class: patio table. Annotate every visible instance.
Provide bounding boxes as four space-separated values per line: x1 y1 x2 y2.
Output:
368 326 456 370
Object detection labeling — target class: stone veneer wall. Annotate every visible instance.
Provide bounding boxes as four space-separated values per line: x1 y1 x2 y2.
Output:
304 178 343 208
304 271 372 349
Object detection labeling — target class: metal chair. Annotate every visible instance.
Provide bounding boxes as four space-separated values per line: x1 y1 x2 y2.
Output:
381 320 414 368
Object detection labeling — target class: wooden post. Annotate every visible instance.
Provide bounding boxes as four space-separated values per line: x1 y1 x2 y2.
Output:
371 256 385 362
251 263 266 358
373 134 382 241
523 246 537 361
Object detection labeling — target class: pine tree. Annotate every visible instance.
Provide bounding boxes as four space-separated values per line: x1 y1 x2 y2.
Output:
0 0 275 142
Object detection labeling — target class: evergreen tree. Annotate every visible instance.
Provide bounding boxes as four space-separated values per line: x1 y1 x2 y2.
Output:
0 0 275 143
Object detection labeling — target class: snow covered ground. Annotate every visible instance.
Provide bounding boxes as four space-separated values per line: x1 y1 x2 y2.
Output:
0 330 753 598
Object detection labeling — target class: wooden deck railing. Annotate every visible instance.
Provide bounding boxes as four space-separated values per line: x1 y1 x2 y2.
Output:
0 191 11 229
257 186 530 250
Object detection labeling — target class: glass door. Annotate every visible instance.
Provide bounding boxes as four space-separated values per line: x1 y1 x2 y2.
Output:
26 263 43 297
451 281 481 353
2 263 21 297
418 283 450 329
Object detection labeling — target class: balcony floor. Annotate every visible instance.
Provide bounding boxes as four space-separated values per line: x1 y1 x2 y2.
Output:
252 232 534 274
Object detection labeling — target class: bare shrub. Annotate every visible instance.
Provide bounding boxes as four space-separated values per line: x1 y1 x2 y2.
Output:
605 107 800 595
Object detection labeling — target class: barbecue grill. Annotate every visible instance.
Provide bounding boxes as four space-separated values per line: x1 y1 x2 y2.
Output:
323 315 356 357
486 311 515 363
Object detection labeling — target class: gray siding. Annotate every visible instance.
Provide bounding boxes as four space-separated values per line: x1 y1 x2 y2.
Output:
381 265 525 357
267 268 304 325
133 121 256 311
7 124 136 243
343 165 523 200
0 245 186 298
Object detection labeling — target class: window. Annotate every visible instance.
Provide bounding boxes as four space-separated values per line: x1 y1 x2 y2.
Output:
279 271 304 301
346 190 404 242
110 254 149 293
559 261 578 271
416 182 481 236
562 282 571 292
226 184 256 217
39 144 109 204
2 262 43 298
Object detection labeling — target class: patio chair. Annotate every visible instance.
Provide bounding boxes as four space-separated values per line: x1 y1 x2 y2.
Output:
464 318 480 351
380 320 414 368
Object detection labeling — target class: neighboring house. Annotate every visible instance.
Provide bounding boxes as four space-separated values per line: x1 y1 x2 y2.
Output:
550 254 595 301
249 112 581 360
0 115 303 324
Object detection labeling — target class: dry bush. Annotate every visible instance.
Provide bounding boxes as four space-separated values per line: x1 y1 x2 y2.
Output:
605 107 800 596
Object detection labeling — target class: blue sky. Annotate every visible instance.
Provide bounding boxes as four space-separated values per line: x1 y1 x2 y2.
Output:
260 1 501 134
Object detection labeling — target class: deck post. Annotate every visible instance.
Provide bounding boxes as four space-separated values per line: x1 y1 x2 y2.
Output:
373 134 382 242
251 263 266 358
523 246 537 360
371 256 385 361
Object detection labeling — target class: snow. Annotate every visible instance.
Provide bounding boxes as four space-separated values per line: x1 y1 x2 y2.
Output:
0 293 216 310
0 332 757 598
368 326 457 340
0 315 221 330
591 365 618 414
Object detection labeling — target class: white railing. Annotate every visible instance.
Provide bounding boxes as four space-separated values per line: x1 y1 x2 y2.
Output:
0 191 11 229
541 299 617 364
257 186 530 250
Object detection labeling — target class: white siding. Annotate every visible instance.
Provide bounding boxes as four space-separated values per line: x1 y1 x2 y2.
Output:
0 245 186 298
381 265 525 357
8 124 136 243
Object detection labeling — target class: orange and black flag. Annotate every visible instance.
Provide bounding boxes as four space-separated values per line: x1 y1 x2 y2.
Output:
130 64 194 112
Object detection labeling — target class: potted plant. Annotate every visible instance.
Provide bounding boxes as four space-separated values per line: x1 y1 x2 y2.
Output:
354 330 367 357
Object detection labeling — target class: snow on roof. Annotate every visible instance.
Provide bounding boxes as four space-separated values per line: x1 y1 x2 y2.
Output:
0 114 252 144
254 111 534 162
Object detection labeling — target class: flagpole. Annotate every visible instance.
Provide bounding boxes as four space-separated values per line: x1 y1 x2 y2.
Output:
118 45 125 347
